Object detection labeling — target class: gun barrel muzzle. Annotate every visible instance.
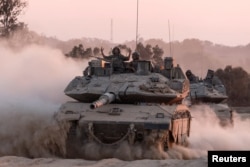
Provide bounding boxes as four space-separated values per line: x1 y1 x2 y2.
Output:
90 92 115 109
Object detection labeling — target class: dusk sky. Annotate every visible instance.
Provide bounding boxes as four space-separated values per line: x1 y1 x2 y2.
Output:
21 0 250 46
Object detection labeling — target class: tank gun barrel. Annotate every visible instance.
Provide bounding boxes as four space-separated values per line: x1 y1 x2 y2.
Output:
90 92 115 109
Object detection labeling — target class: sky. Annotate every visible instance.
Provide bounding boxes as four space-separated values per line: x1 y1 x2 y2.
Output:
20 0 250 46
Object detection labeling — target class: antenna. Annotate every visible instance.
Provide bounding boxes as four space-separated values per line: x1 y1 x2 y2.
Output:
168 20 172 57
172 24 175 57
110 19 113 43
135 0 139 50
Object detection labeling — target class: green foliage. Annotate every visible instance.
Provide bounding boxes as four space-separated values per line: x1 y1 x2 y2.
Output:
117 44 131 52
0 0 27 37
215 66 250 106
136 42 153 60
93 47 100 56
66 44 93 59
136 42 164 67
152 45 164 67
66 44 132 59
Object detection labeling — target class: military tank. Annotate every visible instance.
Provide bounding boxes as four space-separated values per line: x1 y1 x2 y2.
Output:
185 69 233 126
55 50 192 159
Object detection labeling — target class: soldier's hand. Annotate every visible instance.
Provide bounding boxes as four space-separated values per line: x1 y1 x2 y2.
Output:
128 48 132 54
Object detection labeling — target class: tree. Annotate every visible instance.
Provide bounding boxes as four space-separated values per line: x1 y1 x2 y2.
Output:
93 47 100 56
136 42 153 60
66 44 94 59
0 0 27 37
83 48 92 58
152 45 164 67
117 44 131 52
215 66 250 106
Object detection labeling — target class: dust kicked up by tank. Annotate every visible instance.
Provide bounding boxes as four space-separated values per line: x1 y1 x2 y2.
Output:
0 40 250 167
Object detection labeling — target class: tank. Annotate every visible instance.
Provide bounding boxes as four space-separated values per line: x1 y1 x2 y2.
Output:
185 69 233 126
55 55 192 159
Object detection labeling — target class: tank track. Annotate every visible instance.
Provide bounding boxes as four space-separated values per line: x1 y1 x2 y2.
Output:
65 121 177 159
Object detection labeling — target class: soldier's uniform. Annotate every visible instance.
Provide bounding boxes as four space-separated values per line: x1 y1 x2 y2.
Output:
102 47 130 72
129 52 140 71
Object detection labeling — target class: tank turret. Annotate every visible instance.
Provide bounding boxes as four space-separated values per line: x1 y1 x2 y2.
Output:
55 48 192 160
186 69 228 103
185 69 233 126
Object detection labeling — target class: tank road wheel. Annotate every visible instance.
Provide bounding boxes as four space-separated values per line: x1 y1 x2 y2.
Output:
144 130 170 151
164 131 174 150
229 109 234 126
66 121 81 158
128 124 136 145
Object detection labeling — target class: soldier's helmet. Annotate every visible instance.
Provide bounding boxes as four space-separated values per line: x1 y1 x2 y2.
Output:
112 47 121 55
132 52 140 60
186 70 192 77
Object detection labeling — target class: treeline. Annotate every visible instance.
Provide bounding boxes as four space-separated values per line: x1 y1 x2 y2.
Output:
65 44 100 59
136 43 164 67
215 66 250 106
66 42 165 67
65 44 130 59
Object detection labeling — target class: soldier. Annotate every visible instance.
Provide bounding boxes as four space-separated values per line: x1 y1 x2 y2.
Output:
204 69 214 84
83 62 91 76
129 51 140 71
185 70 199 83
101 46 131 72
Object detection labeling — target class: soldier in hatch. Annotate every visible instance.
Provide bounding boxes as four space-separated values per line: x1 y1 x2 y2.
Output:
101 46 131 72
204 69 222 86
185 70 199 83
129 51 140 71
204 69 214 84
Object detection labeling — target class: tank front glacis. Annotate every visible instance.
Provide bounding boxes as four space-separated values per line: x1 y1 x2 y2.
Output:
56 53 192 159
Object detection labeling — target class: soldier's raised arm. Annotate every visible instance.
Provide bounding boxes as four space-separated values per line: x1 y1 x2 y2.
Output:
122 48 131 61
100 47 107 58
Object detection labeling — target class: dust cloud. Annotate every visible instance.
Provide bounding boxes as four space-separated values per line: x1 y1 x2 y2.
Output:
0 42 171 160
190 105 250 150
0 41 250 164
0 42 84 158
167 105 250 160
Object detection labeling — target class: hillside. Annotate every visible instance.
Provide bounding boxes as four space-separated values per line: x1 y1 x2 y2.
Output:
8 30 250 74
